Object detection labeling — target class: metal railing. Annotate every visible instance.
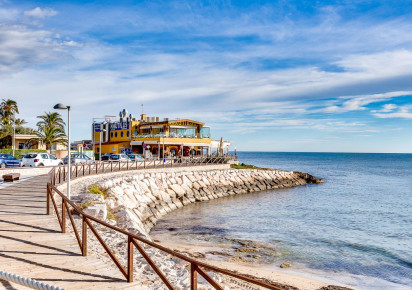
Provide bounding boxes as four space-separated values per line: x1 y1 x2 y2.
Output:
46 157 281 289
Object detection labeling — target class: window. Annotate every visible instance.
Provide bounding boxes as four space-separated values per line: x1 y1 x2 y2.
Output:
111 132 113 138
115 132 118 137
50 155 57 160
127 131 129 137
41 154 49 159
121 132 123 137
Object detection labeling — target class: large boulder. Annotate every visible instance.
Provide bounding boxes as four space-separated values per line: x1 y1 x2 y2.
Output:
83 204 107 220
80 193 104 203
169 184 185 197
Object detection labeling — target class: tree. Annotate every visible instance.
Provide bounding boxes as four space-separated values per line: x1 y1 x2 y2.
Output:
1 99 19 125
36 112 65 131
14 118 27 127
32 112 66 152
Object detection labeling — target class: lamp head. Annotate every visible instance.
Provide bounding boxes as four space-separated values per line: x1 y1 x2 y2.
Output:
53 103 68 110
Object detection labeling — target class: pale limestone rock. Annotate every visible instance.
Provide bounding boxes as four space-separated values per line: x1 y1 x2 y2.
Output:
84 204 107 220
169 184 185 197
192 182 200 190
80 193 104 203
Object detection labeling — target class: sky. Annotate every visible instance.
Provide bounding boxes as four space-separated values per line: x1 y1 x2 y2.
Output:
1 0 412 153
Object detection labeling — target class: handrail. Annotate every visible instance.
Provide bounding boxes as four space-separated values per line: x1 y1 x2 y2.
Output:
46 157 281 289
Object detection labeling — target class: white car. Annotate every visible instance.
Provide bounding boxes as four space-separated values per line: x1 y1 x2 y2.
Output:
22 153 64 167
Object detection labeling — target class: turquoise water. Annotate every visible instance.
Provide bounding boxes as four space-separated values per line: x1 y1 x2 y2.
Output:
152 152 412 288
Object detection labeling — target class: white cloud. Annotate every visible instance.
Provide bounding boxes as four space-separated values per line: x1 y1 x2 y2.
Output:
0 24 74 74
24 7 57 18
373 106 412 119
322 91 412 113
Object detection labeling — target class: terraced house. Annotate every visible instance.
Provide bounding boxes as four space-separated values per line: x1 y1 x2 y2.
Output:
93 109 230 158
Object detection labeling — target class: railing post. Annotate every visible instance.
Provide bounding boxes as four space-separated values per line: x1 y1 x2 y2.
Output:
111 161 113 172
144 160 146 169
96 163 98 174
82 164 85 176
89 163 91 174
82 215 87 256
76 164 78 177
127 236 133 282
191 263 197 290
102 162 104 173
62 201 66 233
46 184 50 215
127 160 129 170
63 167 66 181
58 168 61 184
118 161 121 171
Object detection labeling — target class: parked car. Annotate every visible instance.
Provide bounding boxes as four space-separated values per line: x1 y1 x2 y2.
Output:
109 154 130 162
0 154 22 168
127 153 144 161
101 153 114 161
63 153 93 164
22 153 63 167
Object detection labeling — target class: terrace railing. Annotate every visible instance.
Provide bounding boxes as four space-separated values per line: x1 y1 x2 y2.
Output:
46 157 281 290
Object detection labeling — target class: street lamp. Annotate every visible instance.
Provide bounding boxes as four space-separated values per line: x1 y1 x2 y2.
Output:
12 113 16 157
99 124 106 161
54 103 71 199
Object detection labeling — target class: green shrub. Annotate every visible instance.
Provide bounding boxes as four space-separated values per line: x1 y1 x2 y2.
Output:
88 184 109 199
79 201 95 210
230 163 270 170
106 206 118 221
0 149 47 159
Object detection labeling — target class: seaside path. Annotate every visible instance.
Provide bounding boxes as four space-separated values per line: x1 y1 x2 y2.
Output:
0 175 141 289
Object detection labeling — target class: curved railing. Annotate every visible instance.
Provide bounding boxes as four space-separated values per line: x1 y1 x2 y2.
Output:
46 157 282 290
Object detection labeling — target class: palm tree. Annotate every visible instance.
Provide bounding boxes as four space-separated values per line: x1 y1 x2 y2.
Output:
1 99 19 125
14 118 27 127
33 112 66 152
36 112 65 130
33 126 67 152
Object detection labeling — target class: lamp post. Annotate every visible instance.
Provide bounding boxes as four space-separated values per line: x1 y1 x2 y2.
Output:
99 124 106 161
54 103 71 199
12 113 16 157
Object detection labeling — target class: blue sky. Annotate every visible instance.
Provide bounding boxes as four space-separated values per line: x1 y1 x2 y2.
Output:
1 0 412 152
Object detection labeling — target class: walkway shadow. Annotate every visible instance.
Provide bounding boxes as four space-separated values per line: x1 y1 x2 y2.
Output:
0 234 77 255
0 252 123 282
0 219 59 232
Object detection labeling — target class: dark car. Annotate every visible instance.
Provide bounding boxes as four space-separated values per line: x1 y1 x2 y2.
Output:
101 153 114 161
0 154 22 168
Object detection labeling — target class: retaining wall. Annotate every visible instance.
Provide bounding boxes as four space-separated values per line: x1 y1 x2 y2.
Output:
63 166 320 238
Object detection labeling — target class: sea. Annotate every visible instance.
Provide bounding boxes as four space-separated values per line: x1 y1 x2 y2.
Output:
151 152 412 289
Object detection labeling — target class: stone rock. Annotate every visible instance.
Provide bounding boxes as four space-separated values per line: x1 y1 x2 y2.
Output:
280 262 291 268
80 193 104 203
84 204 107 220
169 184 185 197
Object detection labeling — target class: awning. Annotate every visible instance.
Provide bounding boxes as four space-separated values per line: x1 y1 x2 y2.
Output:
131 141 210 147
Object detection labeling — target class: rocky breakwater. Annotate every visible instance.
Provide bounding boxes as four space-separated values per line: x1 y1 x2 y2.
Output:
71 168 323 238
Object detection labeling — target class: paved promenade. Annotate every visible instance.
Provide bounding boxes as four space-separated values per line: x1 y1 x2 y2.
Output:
0 175 140 289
